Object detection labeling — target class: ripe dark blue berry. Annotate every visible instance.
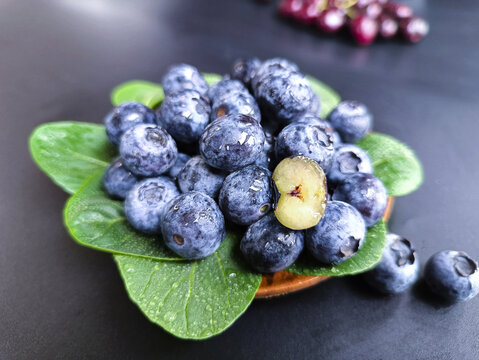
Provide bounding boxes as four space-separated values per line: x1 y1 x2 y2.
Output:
327 144 372 185
124 177 180 234
199 114 265 172
207 79 246 103
332 172 387 227
240 213 304 273
103 157 139 199
120 124 178 177
328 100 373 142
275 122 335 173
157 89 211 143
167 153 191 180
161 63 208 95
161 192 226 260
305 201 366 265
424 250 479 302
177 156 227 198
230 58 261 89
364 233 419 294
219 165 273 226
104 102 156 145
211 88 261 123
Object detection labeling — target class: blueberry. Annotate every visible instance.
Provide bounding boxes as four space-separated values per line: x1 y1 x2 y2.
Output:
328 100 373 142
230 57 261 89
219 165 273 226
305 201 366 265
255 71 314 123
275 122 335 173
167 153 191 180
199 114 265 172
251 57 299 90
254 129 276 170
211 90 261 123
157 89 211 143
332 173 387 227
177 156 227 198
120 124 177 177
294 115 342 148
327 144 372 185
306 92 321 117
124 177 180 234
104 102 156 145
207 79 247 102
161 192 226 260
240 212 304 273
103 157 139 199
161 63 208 95
424 250 479 302
363 233 419 294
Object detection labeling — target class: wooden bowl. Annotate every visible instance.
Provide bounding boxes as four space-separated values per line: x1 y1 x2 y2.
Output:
255 196 394 299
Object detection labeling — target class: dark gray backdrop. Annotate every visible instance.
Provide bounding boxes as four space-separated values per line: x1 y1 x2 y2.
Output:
1 0 478 359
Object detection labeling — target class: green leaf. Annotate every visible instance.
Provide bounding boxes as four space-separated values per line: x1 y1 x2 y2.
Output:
288 220 387 277
306 75 341 118
357 133 423 197
114 233 262 340
64 172 182 261
110 80 164 108
202 72 222 86
29 121 117 194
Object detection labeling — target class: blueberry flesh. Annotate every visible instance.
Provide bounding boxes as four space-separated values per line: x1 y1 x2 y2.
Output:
275 122 335 173
207 79 247 103
161 192 226 260
328 100 373 143
240 213 304 273
230 58 261 89
103 157 139 199
327 144 373 185
199 114 265 172
424 250 479 302
332 173 387 227
124 177 180 234
104 102 156 146
177 156 227 198
255 71 314 123
305 201 366 265
157 89 211 143
219 165 273 226
161 63 208 95
120 124 178 177
211 89 261 123
363 233 419 294
167 153 191 180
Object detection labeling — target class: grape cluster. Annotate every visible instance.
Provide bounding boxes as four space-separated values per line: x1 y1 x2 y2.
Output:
278 0 429 45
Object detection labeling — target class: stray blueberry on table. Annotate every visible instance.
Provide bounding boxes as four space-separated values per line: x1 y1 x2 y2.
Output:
161 192 226 260
364 233 419 294
305 201 366 265
124 177 180 234
120 124 178 177
332 172 387 227
177 155 227 198
103 157 139 199
240 212 304 273
275 122 335 173
199 114 265 172
157 89 211 143
161 63 208 95
327 144 373 185
104 102 156 145
328 100 373 143
219 164 273 226
424 250 479 302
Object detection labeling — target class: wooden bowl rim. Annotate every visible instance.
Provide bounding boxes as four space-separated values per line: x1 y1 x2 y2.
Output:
254 196 394 299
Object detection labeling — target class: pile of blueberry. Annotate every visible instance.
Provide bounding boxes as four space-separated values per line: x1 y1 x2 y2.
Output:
102 58 478 302
277 0 429 45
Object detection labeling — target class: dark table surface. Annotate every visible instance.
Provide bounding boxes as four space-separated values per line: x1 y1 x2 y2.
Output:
2 0 479 359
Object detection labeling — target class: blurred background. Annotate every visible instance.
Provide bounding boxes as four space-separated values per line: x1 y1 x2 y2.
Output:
1 0 479 359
